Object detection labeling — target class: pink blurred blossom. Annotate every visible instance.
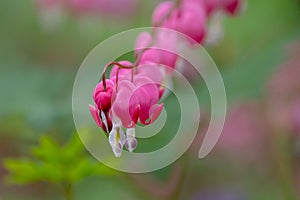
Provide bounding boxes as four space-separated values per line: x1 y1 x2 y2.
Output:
135 30 179 71
184 0 244 16
152 0 207 44
266 41 300 135
215 101 268 162
68 0 138 16
35 0 139 18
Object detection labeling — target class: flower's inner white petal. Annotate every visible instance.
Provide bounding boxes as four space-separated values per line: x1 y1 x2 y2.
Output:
109 125 126 157
100 111 109 132
125 128 137 152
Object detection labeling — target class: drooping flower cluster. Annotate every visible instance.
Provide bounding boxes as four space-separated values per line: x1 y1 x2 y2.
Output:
89 61 165 156
90 0 243 157
134 0 244 71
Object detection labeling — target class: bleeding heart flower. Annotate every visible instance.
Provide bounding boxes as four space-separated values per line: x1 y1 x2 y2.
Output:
135 30 179 70
152 1 175 28
89 78 115 133
93 79 115 112
152 0 207 44
108 73 163 155
90 60 165 156
172 1 207 44
112 76 163 128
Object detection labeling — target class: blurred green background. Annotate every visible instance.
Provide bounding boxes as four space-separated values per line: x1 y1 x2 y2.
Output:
0 0 300 199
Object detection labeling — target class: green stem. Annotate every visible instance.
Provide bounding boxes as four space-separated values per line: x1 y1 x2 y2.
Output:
270 130 297 200
63 183 74 200
170 153 189 200
126 153 189 200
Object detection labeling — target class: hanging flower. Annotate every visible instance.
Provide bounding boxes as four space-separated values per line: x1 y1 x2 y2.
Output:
90 61 164 157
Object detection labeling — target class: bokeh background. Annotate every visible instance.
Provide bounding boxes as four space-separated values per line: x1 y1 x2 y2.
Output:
1 0 300 199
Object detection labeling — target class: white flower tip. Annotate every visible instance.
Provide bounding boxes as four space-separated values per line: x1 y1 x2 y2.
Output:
111 144 123 157
125 136 137 152
109 126 126 157
100 111 109 132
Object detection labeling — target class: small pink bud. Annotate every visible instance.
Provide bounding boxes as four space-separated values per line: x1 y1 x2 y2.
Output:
152 1 207 44
93 79 115 112
152 1 175 27
173 2 207 44
135 32 152 55
135 30 179 70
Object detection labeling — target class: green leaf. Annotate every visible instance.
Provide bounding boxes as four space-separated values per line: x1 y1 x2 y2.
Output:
4 158 42 184
4 133 117 187
31 136 61 163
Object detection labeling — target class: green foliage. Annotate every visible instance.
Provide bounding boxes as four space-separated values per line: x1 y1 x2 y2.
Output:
4 134 116 186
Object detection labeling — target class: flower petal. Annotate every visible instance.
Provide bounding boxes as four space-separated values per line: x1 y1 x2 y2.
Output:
89 104 102 127
136 63 164 85
125 128 137 152
108 126 126 157
149 103 164 124
135 32 152 54
132 77 160 124
93 79 115 111
112 79 138 128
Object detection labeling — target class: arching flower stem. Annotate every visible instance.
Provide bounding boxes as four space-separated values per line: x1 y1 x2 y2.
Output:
101 61 134 91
